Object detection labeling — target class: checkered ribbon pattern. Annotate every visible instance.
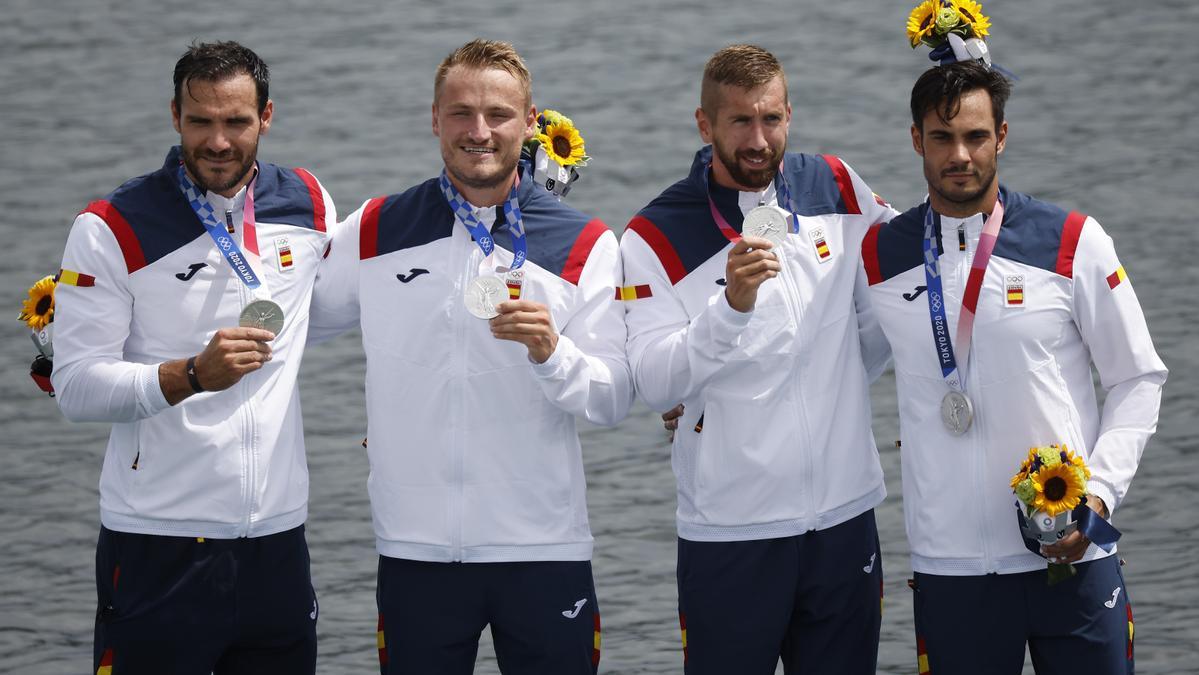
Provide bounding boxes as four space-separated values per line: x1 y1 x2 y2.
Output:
920 197 1005 392
176 164 263 290
439 170 527 270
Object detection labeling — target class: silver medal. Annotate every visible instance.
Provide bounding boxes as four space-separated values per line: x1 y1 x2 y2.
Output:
940 390 974 435
464 275 508 319
239 299 285 335
742 206 789 248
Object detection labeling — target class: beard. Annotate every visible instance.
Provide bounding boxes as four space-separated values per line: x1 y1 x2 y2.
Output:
181 140 258 195
713 140 785 190
925 160 998 208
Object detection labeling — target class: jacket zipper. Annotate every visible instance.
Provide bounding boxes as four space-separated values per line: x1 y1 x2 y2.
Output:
450 229 474 562
775 237 816 529
958 221 994 571
229 208 256 538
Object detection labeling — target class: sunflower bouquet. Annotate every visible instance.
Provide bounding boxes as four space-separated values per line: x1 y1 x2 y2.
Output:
18 274 57 396
1011 444 1118 584
523 109 589 198
906 0 990 49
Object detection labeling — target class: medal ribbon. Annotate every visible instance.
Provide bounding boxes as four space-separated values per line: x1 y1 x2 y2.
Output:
921 197 1005 392
177 164 270 299
704 161 799 244
439 170 527 270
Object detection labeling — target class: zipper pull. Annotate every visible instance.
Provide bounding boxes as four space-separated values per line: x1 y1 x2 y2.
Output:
225 209 235 234
958 225 966 252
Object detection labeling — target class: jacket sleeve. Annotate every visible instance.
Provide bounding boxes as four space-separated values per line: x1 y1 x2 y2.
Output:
620 225 751 413
307 200 364 344
854 261 892 383
1071 217 1168 513
51 212 172 422
840 158 897 383
531 228 634 427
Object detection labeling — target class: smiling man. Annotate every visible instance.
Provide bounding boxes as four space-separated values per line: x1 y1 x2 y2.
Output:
311 39 631 674
620 44 896 674
52 41 335 674
861 60 1167 674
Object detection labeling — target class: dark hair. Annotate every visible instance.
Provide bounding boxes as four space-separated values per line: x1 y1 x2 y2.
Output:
910 61 1010 132
173 41 270 114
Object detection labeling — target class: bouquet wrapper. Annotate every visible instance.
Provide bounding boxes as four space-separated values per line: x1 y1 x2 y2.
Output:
529 145 580 198
1016 501 1121 584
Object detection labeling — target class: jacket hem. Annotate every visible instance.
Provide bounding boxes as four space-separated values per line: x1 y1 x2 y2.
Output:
677 482 885 542
100 505 307 539
910 545 1117 576
376 539 593 563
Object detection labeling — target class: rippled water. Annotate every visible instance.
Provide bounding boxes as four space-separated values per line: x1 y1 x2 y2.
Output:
1 1 1195 672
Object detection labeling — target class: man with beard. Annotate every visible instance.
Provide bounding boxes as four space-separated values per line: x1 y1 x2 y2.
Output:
52 41 335 674
620 44 896 674
310 40 631 673
861 60 1165 673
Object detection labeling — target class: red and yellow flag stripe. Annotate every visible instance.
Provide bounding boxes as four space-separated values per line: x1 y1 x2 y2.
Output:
57 268 96 287
1107 266 1127 289
377 613 388 666
615 284 652 301
96 648 114 675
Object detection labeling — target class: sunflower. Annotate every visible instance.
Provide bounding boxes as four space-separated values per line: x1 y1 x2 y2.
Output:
1031 462 1087 516
18 275 56 331
539 115 588 167
955 0 991 40
906 1 941 48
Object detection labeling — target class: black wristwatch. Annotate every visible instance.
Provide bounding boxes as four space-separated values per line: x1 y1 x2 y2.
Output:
185 356 204 393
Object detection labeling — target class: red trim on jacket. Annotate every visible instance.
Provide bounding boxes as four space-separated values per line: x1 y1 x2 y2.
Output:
626 215 687 285
560 219 609 285
292 168 326 233
862 223 883 285
822 154 862 215
1054 211 1087 279
83 200 148 274
359 198 385 260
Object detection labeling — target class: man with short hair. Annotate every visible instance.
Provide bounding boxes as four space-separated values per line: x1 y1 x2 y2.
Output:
621 44 895 674
311 39 631 674
861 60 1166 673
52 41 335 674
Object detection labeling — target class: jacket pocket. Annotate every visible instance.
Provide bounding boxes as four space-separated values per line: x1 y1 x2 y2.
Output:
693 388 803 526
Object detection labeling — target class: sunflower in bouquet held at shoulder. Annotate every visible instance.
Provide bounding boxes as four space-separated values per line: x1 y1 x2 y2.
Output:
19 275 56 331
530 109 589 168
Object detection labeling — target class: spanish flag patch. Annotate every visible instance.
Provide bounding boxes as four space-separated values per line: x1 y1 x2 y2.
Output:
1106 266 1127 289
615 285 652 301
56 268 96 287
1005 274 1024 306
275 236 294 271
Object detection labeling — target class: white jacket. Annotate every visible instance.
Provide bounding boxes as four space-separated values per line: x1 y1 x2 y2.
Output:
52 147 335 538
862 187 1167 575
310 167 633 562
621 147 896 541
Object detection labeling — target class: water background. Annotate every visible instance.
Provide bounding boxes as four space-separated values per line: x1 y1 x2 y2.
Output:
1 0 1196 672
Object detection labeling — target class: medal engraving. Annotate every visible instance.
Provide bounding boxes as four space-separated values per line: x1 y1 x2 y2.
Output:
464 275 508 319
940 391 974 435
742 206 789 248
239 299 285 335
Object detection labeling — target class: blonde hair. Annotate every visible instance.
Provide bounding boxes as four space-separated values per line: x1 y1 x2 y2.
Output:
434 39 532 106
701 44 788 117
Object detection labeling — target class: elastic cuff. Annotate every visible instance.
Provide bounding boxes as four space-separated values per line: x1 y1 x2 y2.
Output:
707 290 753 342
1086 480 1118 516
530 334 570 376
136 363 172 415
